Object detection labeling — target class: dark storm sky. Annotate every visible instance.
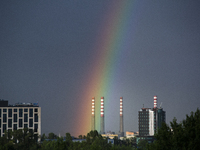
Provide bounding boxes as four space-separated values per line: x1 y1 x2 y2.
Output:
1 0 200 137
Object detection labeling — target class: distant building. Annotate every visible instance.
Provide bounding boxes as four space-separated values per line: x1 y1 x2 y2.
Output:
126 131 138 138
0 100 41 140
136 136 155 144
138 96 166 136
101 133 118 139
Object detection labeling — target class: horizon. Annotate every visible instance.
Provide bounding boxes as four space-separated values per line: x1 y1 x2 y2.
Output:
1 1 200 137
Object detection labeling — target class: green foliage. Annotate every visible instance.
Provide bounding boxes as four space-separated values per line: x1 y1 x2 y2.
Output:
137 140 148 150
0 128 38 150
48 132 57 139
0 129 137 150
149 108 200 150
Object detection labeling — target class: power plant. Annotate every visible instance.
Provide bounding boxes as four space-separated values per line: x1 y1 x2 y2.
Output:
90 95 166 143
91 97 124 136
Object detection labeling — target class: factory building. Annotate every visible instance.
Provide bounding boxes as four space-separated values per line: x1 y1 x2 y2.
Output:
0 100 41 140
138 96 165 136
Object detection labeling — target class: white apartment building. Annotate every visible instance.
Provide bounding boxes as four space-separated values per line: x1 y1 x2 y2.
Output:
0 100 41 138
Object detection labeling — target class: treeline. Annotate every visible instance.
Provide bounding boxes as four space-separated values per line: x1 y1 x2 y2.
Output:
0 129 136 150
0 128 39 150
1 108 200 150
40 131 136 150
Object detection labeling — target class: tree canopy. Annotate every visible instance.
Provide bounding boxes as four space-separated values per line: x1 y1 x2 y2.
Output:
149 108 200 150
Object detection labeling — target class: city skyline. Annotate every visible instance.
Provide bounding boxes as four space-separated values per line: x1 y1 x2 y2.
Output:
1 1 200 137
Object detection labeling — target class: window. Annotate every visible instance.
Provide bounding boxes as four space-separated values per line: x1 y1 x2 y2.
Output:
29 119 33 127
3 109 7 112
0 119 1 127
29 109 33 117
24 124 28 129
0 109 1 117
14 114 17 122
34 124 38 132
19 119 23 127
24 114 28 122
14 109 17 112
8 109 12 117
13 124 17 130
8 119 12 128
34 114 38 122
3 124 6 133
34 109 38 112
19 109 23 117
3 114 7 122
24 109 28 112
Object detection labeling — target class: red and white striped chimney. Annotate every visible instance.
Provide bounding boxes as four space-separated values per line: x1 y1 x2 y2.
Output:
100 97 105 134
154 96 157 108
92 97 95 116
120 97 124 137
120 97 123 116
101 97 104 117
91 97 95 130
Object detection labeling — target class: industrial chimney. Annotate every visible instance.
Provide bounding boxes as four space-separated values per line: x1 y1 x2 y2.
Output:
91 97 95 131
119 97 124 137
154 96 157 108
100 97 105 134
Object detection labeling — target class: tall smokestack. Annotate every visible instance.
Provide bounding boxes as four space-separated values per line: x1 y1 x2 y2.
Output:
100 97 105 134
119 97 124 137
154 96 157 108
91 97 95 131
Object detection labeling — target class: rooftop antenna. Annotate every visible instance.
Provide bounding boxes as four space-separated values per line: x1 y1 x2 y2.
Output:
160 102 162 108
143 104 144 108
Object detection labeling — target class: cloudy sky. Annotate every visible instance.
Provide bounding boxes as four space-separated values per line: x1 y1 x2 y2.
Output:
1 0 200 137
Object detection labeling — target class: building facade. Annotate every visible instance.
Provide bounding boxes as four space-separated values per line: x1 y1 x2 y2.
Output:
138 96 165 136
138 108 153 136
0 100 41 138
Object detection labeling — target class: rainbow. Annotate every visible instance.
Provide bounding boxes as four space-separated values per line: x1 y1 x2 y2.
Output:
75 1 141 137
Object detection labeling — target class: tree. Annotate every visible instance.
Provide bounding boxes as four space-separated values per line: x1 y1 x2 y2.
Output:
40 133 47 141
12 128 37 150
150 108 200 150
153 122 173 150
48 132 57 139
137 140 148 150
78 135 83 139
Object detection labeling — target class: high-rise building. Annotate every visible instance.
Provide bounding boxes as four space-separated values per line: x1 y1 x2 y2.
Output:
138 96 165 136
0 100 41 139
138 108 154 136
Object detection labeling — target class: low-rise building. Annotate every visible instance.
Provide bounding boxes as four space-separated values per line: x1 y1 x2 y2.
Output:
126 131 138 138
